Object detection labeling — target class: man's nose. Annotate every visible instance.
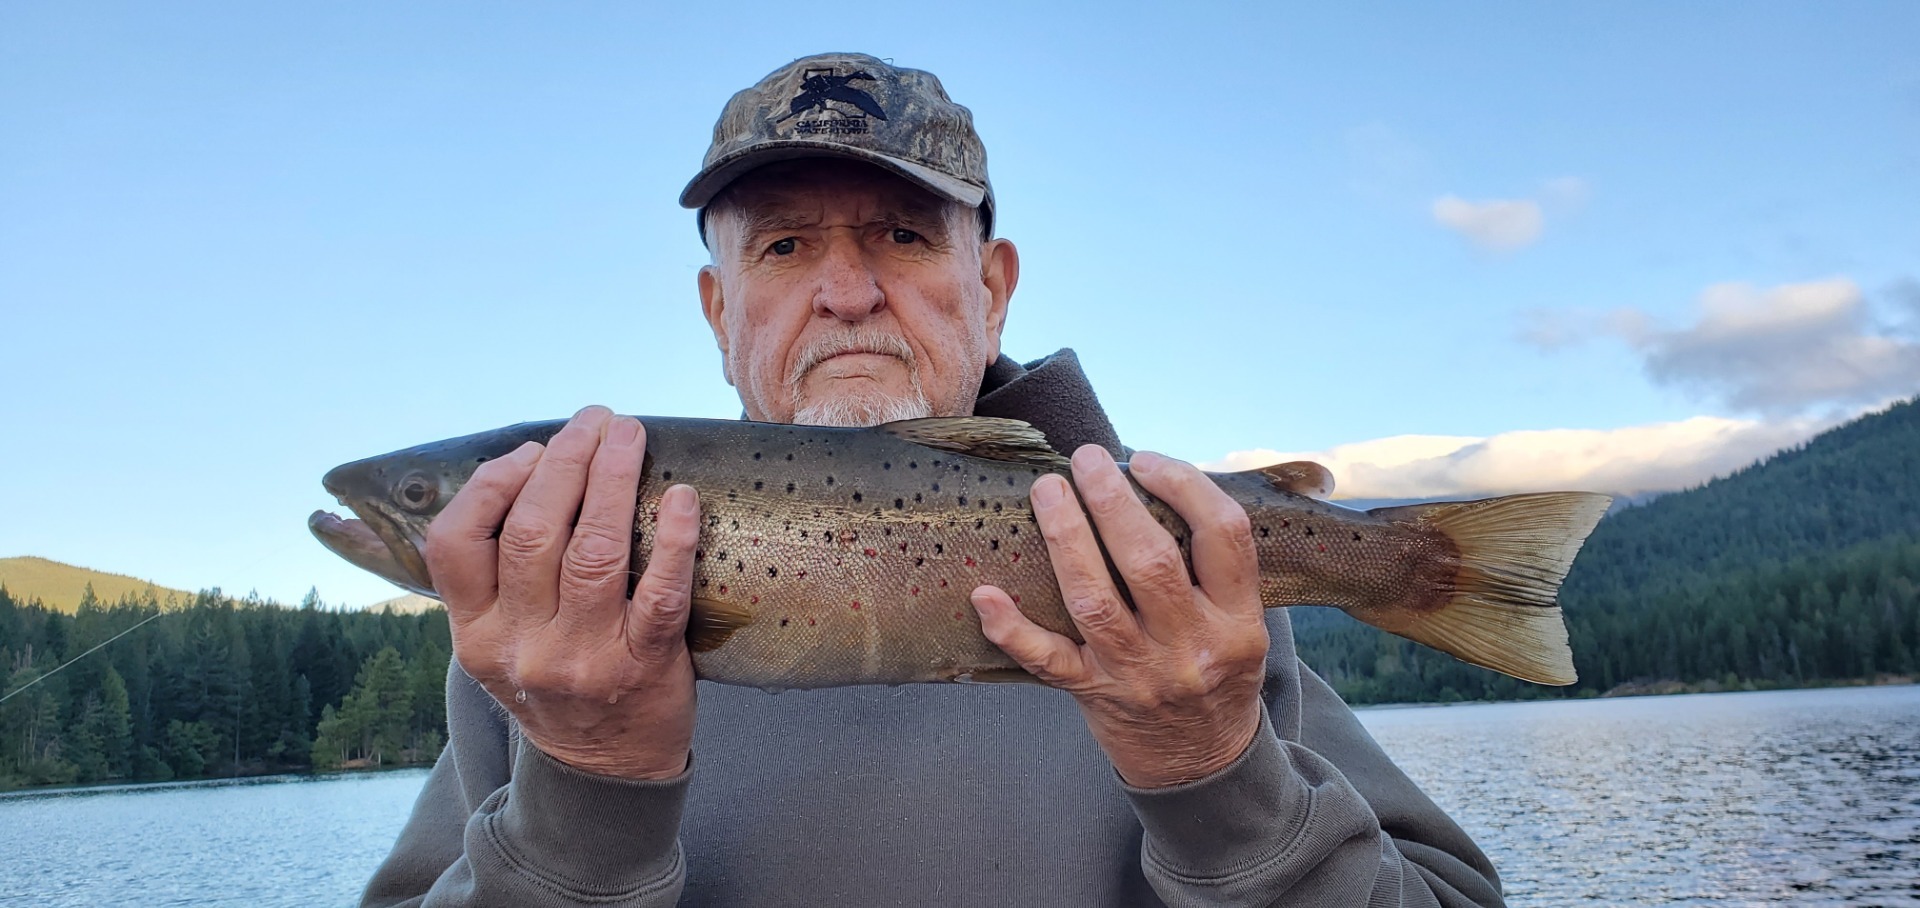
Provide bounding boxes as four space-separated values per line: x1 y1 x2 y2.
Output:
811 234 885 322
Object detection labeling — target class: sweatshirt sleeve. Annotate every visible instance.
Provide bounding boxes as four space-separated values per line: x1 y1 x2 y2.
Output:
1123 610 1506 908
359 663 692 908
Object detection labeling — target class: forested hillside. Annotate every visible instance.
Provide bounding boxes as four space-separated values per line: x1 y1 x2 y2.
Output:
0 586 450 789
1296 396 1920 703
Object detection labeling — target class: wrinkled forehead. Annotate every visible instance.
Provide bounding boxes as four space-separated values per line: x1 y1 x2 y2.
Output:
718 160 955 231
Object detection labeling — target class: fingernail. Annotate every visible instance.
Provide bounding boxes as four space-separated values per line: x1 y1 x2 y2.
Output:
513 441 544 460
665 484 698 515
1031 474 1064 507
1071 444 1112 470
1130 450 1162 473
606 416 640 445
575 404 611 421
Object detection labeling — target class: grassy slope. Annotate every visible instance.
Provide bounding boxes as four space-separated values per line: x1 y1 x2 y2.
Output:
0 556 193 613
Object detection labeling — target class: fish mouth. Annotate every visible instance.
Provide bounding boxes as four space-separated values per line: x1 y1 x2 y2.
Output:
308 507 440 600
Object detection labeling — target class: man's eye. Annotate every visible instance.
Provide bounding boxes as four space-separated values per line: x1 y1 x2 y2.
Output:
770 238 797 255
890 229 921 245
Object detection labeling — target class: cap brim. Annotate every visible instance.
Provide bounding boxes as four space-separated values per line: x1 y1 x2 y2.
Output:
679 140 987 210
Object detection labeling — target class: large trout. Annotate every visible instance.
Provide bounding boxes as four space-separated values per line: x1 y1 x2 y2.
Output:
311 416 1609 689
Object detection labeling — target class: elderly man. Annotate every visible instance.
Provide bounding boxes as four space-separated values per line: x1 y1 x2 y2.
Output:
363 53 1505 907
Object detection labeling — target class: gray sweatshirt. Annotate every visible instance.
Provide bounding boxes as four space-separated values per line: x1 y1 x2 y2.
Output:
361 351 1506 908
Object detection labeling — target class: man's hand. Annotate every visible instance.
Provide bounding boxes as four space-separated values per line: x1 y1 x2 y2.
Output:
424 405 702 780
971 445 1270 788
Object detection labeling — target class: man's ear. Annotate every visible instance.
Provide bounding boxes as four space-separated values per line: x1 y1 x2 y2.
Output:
697 265 736 386
979 238 1019 362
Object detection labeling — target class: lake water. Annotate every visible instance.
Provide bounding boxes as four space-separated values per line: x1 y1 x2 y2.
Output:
1 685 1914 907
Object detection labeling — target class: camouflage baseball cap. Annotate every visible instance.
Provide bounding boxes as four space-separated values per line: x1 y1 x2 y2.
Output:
680 52 994 238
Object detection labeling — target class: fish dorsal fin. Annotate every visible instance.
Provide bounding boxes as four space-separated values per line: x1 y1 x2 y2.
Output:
1253 460 1336 499
877 417 1071 468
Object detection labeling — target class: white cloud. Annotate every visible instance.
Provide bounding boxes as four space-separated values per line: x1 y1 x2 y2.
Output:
1431 195 1544 251
1533 278 1920 415
1202 414 1842 500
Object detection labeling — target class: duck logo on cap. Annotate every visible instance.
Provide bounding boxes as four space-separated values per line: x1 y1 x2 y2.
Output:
777 68 888 135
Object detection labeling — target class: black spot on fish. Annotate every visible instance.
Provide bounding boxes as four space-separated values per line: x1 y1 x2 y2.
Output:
768 566 778 577
730 519 740 530
958 496 968 506
935 543 944 555
1006 476 1015 486
695 549 705 560
786 482 796 494
1352 532 1362 541
736 561 744 573
780 618 789 627
933 483 942 493
1305 526 1315 537
894 498 904 509
753 452 762 460
826 476 835 486
853 491 863 503
660 469 669 480
1009 526 1019 536
909 461 918 469
753 481 763 491
1259 526 1270 538
883 527 892 536
993 502 1003 513
979 500 988 509
978 475 987 483
883 462 892 470
915 557 925 566
717 551 728 561
786 453 794 461
727 491 738 501
476 456 490 464
975 518 985 530
914 492 923 503
990 539 999 550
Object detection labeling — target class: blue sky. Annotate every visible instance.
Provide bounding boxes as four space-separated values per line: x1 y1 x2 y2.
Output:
4 2 1916 607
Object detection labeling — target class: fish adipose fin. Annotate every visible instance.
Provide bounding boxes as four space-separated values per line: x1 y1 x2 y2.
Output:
1370 492 1612 686
878 417 1072 468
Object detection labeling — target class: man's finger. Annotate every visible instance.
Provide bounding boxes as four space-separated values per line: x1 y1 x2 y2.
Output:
627 483 701 660
496 406 612 624
555 415 647 637
425 441 543 622
1030 471 1144 654
1130 451 1260 616
969 586 1088 686
1070 446 1195 638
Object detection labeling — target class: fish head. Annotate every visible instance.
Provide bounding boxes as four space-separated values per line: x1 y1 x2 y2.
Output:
311 420 566 599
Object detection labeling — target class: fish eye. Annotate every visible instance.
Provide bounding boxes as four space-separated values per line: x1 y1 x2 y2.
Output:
395 473 438 512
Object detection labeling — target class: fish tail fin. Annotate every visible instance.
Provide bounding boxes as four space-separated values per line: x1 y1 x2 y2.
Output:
1367 492 1612 685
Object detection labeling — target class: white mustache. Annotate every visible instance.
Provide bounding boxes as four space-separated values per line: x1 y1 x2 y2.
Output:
786 331 917 387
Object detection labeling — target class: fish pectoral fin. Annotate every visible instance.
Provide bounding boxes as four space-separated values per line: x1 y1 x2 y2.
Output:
953 668 1043 684
1250 460 1336 499
687 597 754 653
877 417 1071 468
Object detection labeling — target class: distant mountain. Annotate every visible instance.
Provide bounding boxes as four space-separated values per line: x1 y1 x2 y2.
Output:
0 556 193 614
1296 396 1920 703
368 593 444 614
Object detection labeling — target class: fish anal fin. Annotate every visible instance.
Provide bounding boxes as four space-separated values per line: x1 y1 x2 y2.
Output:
953 667 1043 685
878 417 1070 468
1251 460 1336 499
1363 491 1613 686
688 597 754 653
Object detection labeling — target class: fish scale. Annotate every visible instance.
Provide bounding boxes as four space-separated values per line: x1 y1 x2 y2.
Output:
311 415 1612 690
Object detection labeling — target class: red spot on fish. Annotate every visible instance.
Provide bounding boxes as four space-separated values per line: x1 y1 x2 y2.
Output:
899 542 909 552
718 584 728 594
1281 519 1291 528
864 548 877 557
1011 594 1021 605
850 601 862 611
964 556 976 567
1317 543 1327 553
808 617 816 626
940 579 949 588
750 595 759 604
797 570 807 579
752 537 761 546
911 586 920 595
953 611 965 620
1010 552 1021 562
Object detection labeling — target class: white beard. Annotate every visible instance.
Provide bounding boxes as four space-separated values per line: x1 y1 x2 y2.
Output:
792 384 934 427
